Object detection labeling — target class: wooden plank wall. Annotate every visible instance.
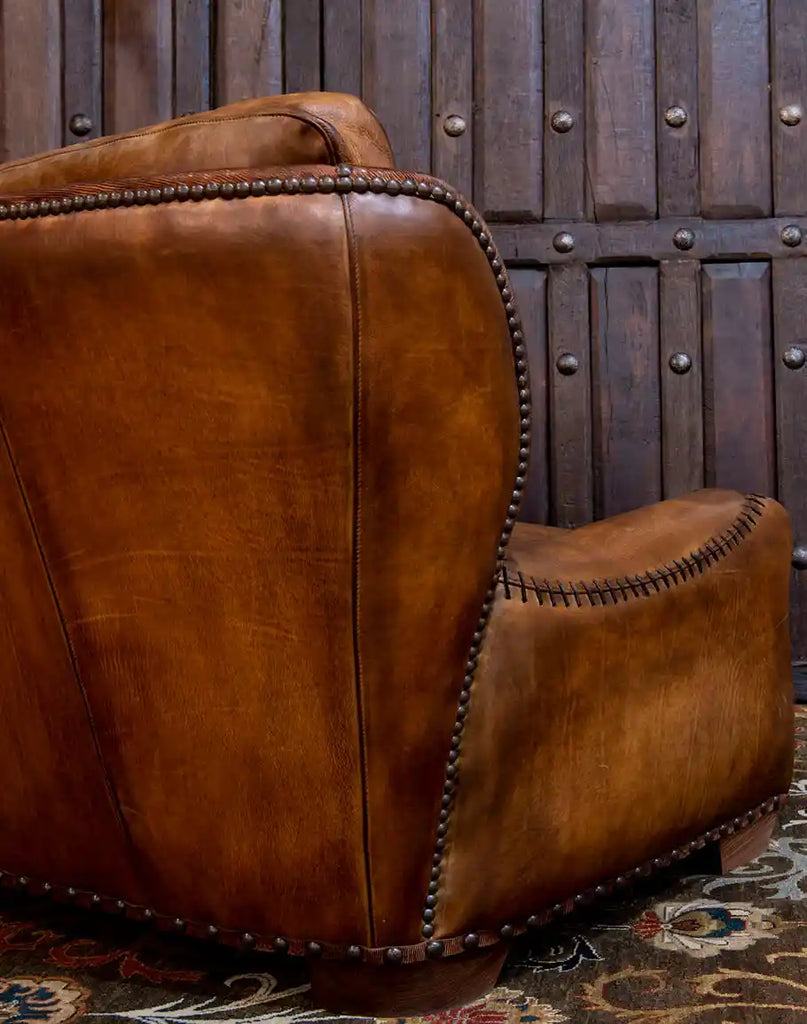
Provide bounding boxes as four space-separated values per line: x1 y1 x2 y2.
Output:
0 0 805 654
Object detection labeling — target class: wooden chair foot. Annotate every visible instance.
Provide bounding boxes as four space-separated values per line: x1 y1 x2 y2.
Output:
307 943 508 1016
718 811 777 873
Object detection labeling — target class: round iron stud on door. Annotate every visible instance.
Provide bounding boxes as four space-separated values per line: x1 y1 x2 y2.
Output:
673 228 695 251
669 352 692 374
664 105 688 128
550 110 575 133
443 115 466 137
780 104 803 126
556 353 579 376
68 113 93 137
552 231 575 253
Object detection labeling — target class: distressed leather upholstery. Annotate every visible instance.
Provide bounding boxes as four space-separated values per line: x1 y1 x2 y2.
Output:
0 93 793 1015
442 489 794 931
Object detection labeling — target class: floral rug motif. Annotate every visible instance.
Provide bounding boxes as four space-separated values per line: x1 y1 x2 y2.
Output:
0 711 805 1024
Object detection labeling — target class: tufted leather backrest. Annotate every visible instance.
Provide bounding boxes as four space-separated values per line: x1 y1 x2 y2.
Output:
0 92 394 194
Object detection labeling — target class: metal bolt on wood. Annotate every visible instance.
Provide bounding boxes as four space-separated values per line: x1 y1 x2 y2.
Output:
550 110 575 133
783 346 806 370
552 231 575 253
669 352 692 374
443 115 466 137
673 228 695 251
779 104 803 126
664 105 688 128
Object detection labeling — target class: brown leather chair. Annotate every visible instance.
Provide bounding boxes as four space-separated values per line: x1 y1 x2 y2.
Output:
0 93 794 1016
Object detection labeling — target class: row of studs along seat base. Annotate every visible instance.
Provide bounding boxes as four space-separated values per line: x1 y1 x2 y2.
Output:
0 793 785 967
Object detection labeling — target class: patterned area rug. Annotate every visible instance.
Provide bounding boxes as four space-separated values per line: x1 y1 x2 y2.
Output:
1 713 805 1024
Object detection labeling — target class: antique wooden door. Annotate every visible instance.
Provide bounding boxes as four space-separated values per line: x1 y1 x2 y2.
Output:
1 0 805 658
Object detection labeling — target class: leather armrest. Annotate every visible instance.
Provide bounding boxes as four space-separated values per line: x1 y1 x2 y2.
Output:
0 92 394 195
504 488 768 590
437 488 794 936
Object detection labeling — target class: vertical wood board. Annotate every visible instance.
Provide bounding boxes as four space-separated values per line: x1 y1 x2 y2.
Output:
698 0 771 218
659 260 704 497
590 266 662 517
702 262 775 494
543 0 584 219
432 0 474 197
474 0 543 220
0 0 62 160
63 0 103 145
511 268 549 524
547 263 592 528
362 0 431 170
586 0 657 220
215 0 283 105
656 0 700 217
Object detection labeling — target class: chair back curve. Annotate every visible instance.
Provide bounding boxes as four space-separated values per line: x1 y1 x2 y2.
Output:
0 98 524 954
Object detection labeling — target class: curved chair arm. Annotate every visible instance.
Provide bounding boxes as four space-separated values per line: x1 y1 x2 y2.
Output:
435 489 794 940
0 92 394 195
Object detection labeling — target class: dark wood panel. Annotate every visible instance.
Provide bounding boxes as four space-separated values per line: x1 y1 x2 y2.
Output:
0 0 61 160
547 264 592 528
493 216 807 264
284 0 321 94
656 0 699 217
660 261 703 497
362 0 431 170
543 0 584 219
215 0 283 105
63 0 102 145
474 0 543 221
773 259 807 657
698 0 771 218
771 0 807 215
323 0 362 97
702 263 775 494
511 269 548 525
585 0 657 220
105 0 173 133
432 0 473 197
590 267 661 517
175 0 211 116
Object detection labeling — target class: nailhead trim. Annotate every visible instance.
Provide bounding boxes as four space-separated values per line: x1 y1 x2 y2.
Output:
500 495 768 607
0 791 768 967
418 172 529 933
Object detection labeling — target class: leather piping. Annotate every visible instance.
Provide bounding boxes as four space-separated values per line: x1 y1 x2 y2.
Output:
500 494 767 607
340 191 376 946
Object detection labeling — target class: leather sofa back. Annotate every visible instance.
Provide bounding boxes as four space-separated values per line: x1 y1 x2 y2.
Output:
0 160 519 948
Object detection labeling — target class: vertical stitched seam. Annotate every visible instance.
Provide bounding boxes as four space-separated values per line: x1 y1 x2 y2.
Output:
0 417 135 852
341 192 376 946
